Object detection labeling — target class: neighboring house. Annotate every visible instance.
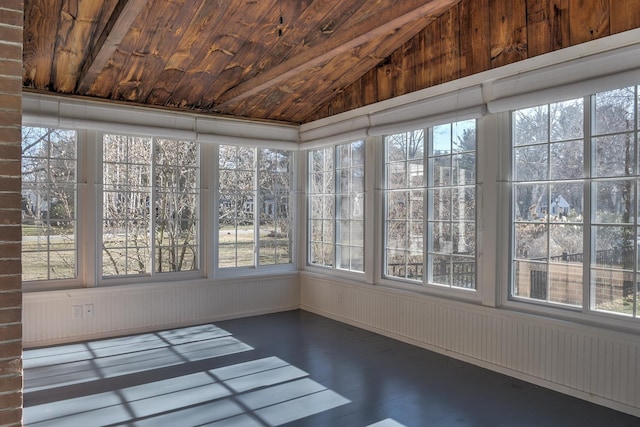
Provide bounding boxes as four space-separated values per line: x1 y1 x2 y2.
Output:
525 194 571 219
243 195 289 218
540 195 571 217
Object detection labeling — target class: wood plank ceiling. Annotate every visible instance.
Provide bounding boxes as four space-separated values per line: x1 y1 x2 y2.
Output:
23 0 461 124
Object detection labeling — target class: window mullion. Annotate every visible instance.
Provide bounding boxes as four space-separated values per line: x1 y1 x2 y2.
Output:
584 95 593 313
150 139 157 275
254 148 260 268
424 128 430 285
546 109 552 303
634 86 640 319
333 146 338 269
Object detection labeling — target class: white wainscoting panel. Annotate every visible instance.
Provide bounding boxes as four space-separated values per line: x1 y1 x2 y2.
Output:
300 273 640 418
23 274 299 347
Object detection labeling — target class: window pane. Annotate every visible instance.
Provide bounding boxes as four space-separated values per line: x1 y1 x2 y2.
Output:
431 254 451 285
592 269 635 316
513 106 549 145
513 260 548 301
22 127 77 282
454 222 475 255
550 98 583 142
387 162 407 189
102 135 152 277
452 120 476 152
431 188 451 221
514 145 548 181
594 87 636 135
308 148 335 268
427 120 476 289
453 187 475 221
218 145 298 270
333 141 365 272
514 183 545 221
512 100 586 309
433 124 451 154
547 260 582 306
452 255 475 289
593 180 635 224
386 134 407 162
593 134 635 177
387 220 407 249
453 153 475 184
550 140 583 180
593 226 635 270
430 221 452 253
154 139 199 273
351 140 365 166
257 149 292 267
395 120 481 290
514 223 548 260
336 220 350 245
431 156 451 186
550 182 583 222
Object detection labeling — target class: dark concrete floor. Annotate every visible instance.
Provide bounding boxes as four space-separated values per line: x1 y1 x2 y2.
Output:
23 310 640 426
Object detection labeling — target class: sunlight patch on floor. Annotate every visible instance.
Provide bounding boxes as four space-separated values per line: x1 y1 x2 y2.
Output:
24 324 352 426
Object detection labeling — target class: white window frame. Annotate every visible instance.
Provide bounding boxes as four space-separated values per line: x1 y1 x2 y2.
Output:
509 85 640 322
379 120 478 295
213 144 297 279
21 126 80 287
306 140 366 276
97 132 203 284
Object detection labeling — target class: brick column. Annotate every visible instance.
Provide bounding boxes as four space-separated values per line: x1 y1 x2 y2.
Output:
0 1 23 426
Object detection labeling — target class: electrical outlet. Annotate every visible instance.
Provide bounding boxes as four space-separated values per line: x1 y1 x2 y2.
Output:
72 305 83 320
84 304 94 319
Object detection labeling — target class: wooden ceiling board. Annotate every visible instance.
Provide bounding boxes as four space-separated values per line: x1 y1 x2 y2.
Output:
212 0 376 108
458 0 490 77
200 0 328 105
610 0 640 33
144 0 234 106
53 0 123 93
111 0 204 102
110 0 201 101
23 0 463 123
76 0 150 93
85 0 156 97
276 16 438 122
241 0 353 83
568 0 610 45
489 0 528 68
214 0 459 110
273 0 370 63
174 0 281 109
280 13 439 122
23 0 65 89
169 1 281 109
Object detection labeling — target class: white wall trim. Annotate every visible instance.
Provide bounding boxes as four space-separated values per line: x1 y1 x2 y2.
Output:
300 274 640 418
22 92 300 146
23 274 300 348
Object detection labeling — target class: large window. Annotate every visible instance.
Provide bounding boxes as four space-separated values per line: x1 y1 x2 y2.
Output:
384 120 476 289
102 134 199 277
512 85 640 318
308 141 365 272
218 145 293 269
22 127 77 281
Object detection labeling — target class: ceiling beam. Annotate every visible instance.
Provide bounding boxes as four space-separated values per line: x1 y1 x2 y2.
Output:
76 0 148 93
215 0 459 109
